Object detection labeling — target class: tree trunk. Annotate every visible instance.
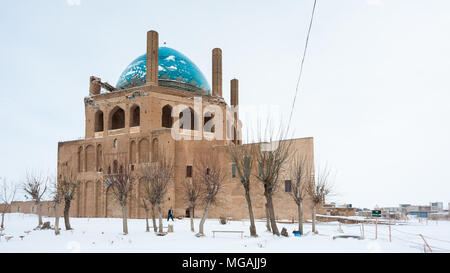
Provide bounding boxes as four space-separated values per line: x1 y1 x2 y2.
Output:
244 189 257 237
157 202 163 233
145 209 150 232
122 204 128 235
198 201 211 236
298 201 303 235
37 202 43 227
190 206 195 232
54 204 60 235
312 202 317 234
265 203 271 232
1 212 4 229
64 199 72 230
266 194 280 236
151 204 157 232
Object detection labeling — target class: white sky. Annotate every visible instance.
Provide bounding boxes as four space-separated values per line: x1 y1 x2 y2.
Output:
0 0 449 209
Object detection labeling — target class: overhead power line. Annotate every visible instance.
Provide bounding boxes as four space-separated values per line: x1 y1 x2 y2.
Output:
288 0 318 128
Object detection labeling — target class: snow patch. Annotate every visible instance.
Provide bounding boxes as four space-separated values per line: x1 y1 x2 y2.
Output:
165 55 175 61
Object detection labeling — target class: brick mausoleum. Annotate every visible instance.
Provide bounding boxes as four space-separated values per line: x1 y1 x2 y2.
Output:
5 30 317 221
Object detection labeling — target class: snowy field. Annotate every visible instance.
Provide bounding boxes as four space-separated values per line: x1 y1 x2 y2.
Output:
0 213 449 253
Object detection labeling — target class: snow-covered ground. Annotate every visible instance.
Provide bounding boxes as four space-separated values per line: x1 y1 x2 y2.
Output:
0 213 449 253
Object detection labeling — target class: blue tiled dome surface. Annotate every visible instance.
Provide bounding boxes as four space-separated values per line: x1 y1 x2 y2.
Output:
116 47 211 95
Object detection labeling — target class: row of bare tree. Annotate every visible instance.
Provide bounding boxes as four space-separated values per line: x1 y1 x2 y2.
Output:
0 151 225 237
227 137 332 237
98 152 226 236
0 140 332 237
182 155 225 236
1 172 69 233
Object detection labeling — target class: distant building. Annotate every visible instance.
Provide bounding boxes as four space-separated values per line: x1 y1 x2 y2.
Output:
381 207 403 219
355 208 372 218
404 205 431 218
322 203 355 217
430 202 443 212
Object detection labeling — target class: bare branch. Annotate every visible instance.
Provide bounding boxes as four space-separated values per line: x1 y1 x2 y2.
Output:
306 165 333 205
1 178 18 213
290 153 311 205
196 153 226 236
194 154 225 206
23 171 48 204
139 150 174 233
103 155 134 207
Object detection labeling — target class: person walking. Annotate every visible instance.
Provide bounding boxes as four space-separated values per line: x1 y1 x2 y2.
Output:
167 207 174 221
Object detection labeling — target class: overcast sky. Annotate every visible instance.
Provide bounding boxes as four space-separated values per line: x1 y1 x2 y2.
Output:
0 0 449 209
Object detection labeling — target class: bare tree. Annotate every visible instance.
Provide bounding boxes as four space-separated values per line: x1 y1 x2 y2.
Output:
23 171 48 227
142 176 158 232
183 178 202 232
196 154 225 237
140 153 174 233
0 178 18 229
289 154 312 235
141 198 151 232
58 164 78 230
254 131 293 236
265 203 271 232
103 156 135 235
50 175 62 235
306 165 332 234
227 143 258 237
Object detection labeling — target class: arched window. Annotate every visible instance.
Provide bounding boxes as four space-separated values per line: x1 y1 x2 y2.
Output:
113 160 118 174
110 106 125 130
204 112 215 133
130 141 136 164
151 138 159 162
139 138 149 163
226 120 233 140
179 107 198 130
85 145 95 172
96 144 103 172
94 110 104 132
162 105 173 128
130 105 140 127
77 146 83 173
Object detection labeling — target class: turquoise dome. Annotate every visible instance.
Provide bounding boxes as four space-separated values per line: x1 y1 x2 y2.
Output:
116 47 211 95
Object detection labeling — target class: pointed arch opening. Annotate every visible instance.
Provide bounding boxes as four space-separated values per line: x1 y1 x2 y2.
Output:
94 110 104 132
130 105 140 127
77 146 83 173
130 140 136 164
96 144 103 172
113 160 119 174
110 106 125 130
151 138 159 162
85 145 95 172
162 104 173 128
139 138 150 163
179 107 198 131
204 112 215 133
